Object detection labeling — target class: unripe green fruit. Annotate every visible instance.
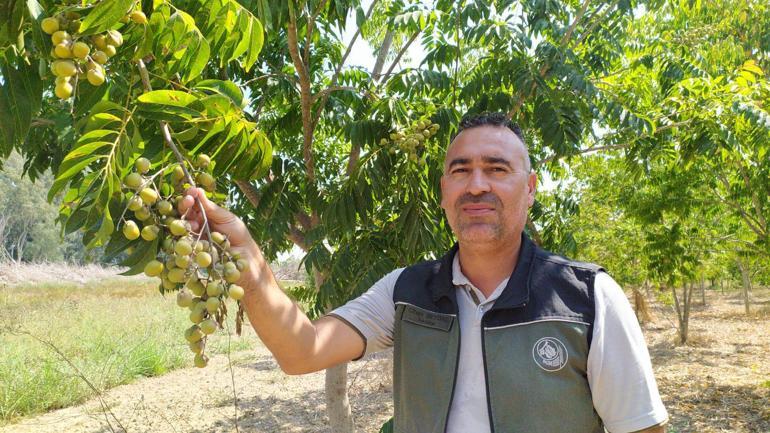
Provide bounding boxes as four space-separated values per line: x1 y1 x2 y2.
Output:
176 290 193 308
123 220 140 240
175 239 192 256
184 325 203 343
128 195 143 211
92 34 107 49
205 297 220 313
103 44 117 57
165 256 177 270
207 281 223 297
41 17 59 34
224 268 241 283
161 274 176 290
87 69 105 86
139 188 158 205
195 251 212 267
92 50 108 64
187 278 206 296
52 31 70 45
130 10 148 24
54 81 73 99
168 268 187 283
194 353 208 368
124 172 143 189
141 225 159 241
196 154 211 167
196 172 215 190
172 165 185 181
134 206 151 221
107 30 123 46
236 259 248 271
157 200 174 215
144 260 164 277
199 240 211 252
223 262 237 272
169 219 188 236
189 307 205 324
135 157 151 174
189 339 204 354
69 20 81 33
174 254 190 268
211 231 226 245
162 238 174 253
200 319 217 335
228 284 245 300
72 42 90 59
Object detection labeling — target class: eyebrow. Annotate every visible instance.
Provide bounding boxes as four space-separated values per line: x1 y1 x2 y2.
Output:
447 156 513 171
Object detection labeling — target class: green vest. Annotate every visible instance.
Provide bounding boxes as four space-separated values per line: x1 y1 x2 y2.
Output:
392 236 604 433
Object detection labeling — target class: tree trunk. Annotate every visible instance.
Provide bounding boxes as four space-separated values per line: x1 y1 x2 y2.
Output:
700 275 706 307
670 282 692 345
737 259 752 315
633 286 651 324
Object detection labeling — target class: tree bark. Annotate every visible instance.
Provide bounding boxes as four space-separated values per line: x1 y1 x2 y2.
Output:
670 282 692 345
700 275 706 307
737 258 752 315
633 286 651 324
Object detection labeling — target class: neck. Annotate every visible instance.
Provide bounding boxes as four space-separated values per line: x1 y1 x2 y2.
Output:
456 236 522 297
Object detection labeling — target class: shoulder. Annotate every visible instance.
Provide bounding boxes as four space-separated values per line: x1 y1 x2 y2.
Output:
530 247 604 295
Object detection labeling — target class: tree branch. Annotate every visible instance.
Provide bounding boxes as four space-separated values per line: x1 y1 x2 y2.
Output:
287 3 316 185
235 180 261 209
734 157 767 233
372 30 394 81
382 30 420 81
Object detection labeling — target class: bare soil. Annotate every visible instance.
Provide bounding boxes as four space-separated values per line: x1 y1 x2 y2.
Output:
1 288 768 433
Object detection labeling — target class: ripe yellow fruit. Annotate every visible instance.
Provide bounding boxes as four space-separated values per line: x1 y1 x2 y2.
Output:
91 50 109 64
236 259 248 271
174 239 193 256
139 188 158 205
86 69 105 86
157 200 174 216
103 44 117 57
162 238 174 253
205 297 220 313
189 305 205 324
41 17 59 34
141 225 159 241
123 220 140 240
124 172 143 189
168 268 187 283
171 165 185 182
206 281 223 297
224 268 241 283
54 81 73 99
177 290 194 308
228 284 245 300
72 41 90 59
169 219 188 236
200 319 217 335
174 254 190 268
130 10 148 24
185 325 203 343
196 154 211 167
195 251 212 267
128 195 143 211
92 34 108 49
54 43 73 58
187 278 206 296
107 30 123 46
52 31 71 45
135 157 151 173
211 231 226 245
194 353 209 368
134 206 151 221
54 60 77 77
144 260 164 277
55 76 70 85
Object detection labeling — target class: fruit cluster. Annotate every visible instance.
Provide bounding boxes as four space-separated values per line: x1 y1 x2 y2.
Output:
42 6 147 100
383 119 440 162
120 154 244 368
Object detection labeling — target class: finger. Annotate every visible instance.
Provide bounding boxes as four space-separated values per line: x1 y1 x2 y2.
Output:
179 194 196 214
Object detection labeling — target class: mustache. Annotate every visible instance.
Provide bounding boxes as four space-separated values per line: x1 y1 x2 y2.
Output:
455 192 502 208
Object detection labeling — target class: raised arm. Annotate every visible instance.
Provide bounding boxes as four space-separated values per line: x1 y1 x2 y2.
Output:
179 187 364 374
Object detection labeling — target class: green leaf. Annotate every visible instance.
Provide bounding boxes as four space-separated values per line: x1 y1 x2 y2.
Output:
0 59 43 154
78 0 134 35
195 79 244 108
120 237 160 276
137 90 202 121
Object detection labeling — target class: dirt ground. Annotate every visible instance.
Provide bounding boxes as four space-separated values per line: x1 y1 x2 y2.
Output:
1 289 768 433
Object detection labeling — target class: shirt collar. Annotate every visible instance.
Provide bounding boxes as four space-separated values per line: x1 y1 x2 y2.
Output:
452 253 509 305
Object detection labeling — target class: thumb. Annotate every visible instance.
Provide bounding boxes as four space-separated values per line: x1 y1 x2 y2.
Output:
185 187 236 225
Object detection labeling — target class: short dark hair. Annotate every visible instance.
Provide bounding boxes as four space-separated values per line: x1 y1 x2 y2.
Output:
453 112 526 145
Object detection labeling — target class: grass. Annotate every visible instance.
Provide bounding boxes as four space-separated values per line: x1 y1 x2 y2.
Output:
0 276 261 425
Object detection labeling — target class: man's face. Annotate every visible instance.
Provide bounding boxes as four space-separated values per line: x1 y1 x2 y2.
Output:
440 125 537 246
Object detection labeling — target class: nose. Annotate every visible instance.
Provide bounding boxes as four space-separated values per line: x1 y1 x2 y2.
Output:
466 168 491 195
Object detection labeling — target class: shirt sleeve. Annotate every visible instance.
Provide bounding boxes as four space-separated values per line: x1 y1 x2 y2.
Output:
587 272 668 433
327 268 404 358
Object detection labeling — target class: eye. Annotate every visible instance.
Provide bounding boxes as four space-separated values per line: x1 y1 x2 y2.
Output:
451 168 468 174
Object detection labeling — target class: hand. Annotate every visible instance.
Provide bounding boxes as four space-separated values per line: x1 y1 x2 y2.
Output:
178 187 262 281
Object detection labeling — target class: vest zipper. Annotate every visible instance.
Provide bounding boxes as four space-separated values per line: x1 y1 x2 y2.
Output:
443 322 462 433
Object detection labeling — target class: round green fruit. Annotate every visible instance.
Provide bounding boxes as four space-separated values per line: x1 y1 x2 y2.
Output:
123 221 140 240
195 251 212 267
200 319 217 335
106 30 123 46
205 297 220 313
187 278 206 296
134 206 151 221
224 268 241 283
189 340 204 354
228 284 245 300
54 43 73 58
184 325 203 343
176 290 193 308
127 195 143 211
144 260 164 277
139 188 158 205
51 31 71 45
141 225 159 241
194 353 208 368
206 281 223 297
169 219 188 236
189 307 205 324
124 172 143 189
157 200 174 216
92 50 108 64
174 239 193 256
211 231 226 245
174 254 191 268
103 44 117 57
195 154 211 167
130 10 148 24
168 268 187 283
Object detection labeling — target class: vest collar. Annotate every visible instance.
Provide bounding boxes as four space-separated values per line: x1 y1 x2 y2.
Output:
430 234 536 309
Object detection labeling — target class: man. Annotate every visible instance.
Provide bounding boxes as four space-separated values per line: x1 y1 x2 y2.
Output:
180 112 668 432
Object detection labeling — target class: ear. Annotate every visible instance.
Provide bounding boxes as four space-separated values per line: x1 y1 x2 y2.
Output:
527 171 537 207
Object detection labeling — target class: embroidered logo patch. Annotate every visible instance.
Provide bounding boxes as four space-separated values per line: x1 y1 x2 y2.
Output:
532 337 568 372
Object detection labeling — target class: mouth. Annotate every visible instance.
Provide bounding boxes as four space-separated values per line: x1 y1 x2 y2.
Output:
461 205 495 216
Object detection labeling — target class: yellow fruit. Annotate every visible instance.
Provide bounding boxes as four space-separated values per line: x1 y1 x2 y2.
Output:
130 10 148 24
211 231 226 245
205 297 220 313
55 76 70 85
236 259 248 271
135 157 151 173
169 219 188 236
51 31 70 45
196 154 211 167
189 340 204 354
161 277 175 290
175 239 193 256
185 325 203 343
54 43 73 59
177 290 193 308
194 353 208 368
123 220 140 240
54 60 77 77
162 238 174 253
194 251 211 267
141 225 159 241
224 268 241 283
124 172 143 189
86 69 105 86
128 195 143 211
69 20 81 33
54 81 73 99
200 319 217 335
72 42 90 59
139 188 158 205
144 260 164 277
175 254 190 268
206 281 223 297
134 206 151 221
228 284 245 300
196 172 215 190
107 30 123 46
91 50 108 64
92 34 108 49
168 268 187 283
189 305 206 324
41 17 59 34
172 165 185 181
187 278 206 297
157 200 174 216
